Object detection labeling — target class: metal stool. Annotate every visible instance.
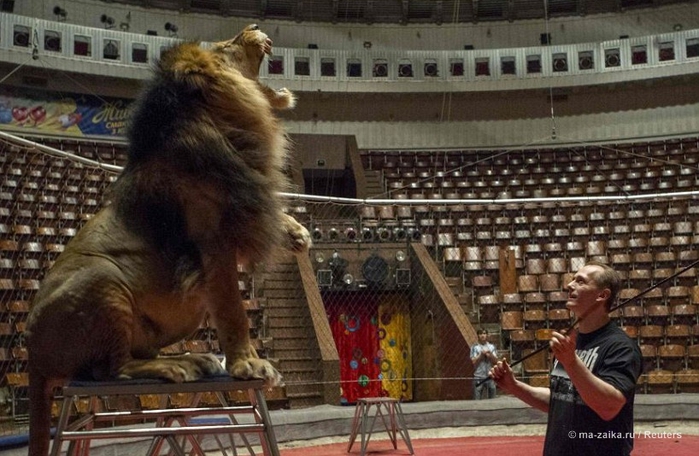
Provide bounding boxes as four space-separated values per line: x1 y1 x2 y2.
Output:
50 377 279 456
347 397 413 455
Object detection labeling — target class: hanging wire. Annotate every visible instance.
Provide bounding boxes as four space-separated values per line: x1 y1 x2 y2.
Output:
542 0 558 140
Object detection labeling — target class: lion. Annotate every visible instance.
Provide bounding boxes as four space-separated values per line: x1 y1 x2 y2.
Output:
26 24 311 456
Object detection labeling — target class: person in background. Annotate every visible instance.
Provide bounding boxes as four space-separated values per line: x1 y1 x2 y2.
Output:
471 328 498 399
489 261 642 455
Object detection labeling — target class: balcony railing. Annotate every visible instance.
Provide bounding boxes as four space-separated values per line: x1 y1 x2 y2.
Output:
2 13 699 92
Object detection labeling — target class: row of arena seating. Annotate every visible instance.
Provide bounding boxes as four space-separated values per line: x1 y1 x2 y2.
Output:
363 138 699 198
362 137 699 171
479 287 699 312
362 137 699 168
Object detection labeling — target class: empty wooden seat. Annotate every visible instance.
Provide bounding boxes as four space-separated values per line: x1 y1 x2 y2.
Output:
671 304 697 325
655 251 677 266
377 205 395 219
501 311 524 330
586 241 606 256
547 291 568 309
675 369 699 393
539 274 559 292
477 294 500 323
547 258 567 274
629 269 651 286
666 286 690 306
622 305 645 326
522 347 550 375
524 292 547 311
674 221 693 235
565 241 584 253
0 240 19 253
688 345 699 370
472 275 493 289
517 275 538 292
523 309 546 330
608 307 622 323
442 247 462 261
639 344 658 372
665 324 692 346
639 325 665 346
160 341 185 355
645 305 670 325
182 340 210 353
7 300 30 314
627 237 648 251
509 329 535 348
535 328 555 343
570 256 588 273
676 265 697 287
646 369 675 394
607 238 627 251
525 259 546 275
658 344 686 372
633 252 653 266
649 234 670 248
502 293 523 311
620 325 638 339
618 287 639 302
548 308 571 330
653 268 674 280
610 253 631 269
463 246 482 262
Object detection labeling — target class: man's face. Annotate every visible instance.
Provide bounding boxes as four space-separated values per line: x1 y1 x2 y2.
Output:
566 264 607 316
478 332 488 343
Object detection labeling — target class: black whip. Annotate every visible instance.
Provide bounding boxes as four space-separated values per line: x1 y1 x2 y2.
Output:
475 257 699 387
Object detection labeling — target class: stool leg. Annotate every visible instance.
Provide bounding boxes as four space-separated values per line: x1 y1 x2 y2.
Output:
218 391 251 455
347 402 364 452
361 402 379 456
51 395 76 456
251 387 280 456
385 402 398 449
394 402 414 455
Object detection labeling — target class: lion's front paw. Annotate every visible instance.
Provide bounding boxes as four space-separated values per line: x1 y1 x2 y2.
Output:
229 357 283 387
284 215 312 254
275 88 296 109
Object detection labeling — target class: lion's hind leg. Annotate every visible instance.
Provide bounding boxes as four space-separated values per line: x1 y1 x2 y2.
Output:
118 353 226 383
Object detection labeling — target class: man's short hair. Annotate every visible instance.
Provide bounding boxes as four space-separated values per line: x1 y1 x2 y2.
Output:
585 261 621 311
477 329 488 335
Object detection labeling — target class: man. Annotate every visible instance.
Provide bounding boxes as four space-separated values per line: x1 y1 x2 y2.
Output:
490 261 642 455
471 328 498 399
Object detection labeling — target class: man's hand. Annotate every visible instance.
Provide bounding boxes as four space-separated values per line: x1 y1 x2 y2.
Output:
489 358 516 392
550 329 577 367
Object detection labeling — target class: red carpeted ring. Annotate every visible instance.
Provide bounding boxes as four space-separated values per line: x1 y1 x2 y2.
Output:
280 434 699 456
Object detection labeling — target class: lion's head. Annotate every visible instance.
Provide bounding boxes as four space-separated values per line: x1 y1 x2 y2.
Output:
213 24 272 80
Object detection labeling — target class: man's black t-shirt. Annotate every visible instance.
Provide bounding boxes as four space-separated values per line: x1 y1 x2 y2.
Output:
543 321 642 456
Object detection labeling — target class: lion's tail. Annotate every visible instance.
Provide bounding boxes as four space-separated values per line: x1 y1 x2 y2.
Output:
28 365 53 456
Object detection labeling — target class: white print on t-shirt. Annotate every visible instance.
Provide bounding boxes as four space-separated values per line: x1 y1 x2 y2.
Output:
550 346 602 405
552 345 600 375
577 346 599 371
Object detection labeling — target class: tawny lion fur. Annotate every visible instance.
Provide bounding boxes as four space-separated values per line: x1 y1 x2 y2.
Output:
26 24 311 456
